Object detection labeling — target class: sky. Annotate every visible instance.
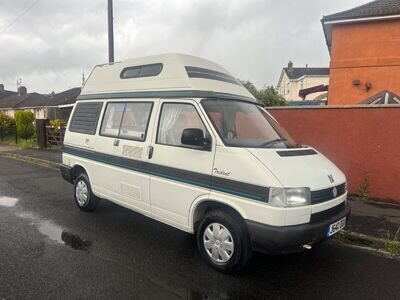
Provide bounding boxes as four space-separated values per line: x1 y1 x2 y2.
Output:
0 0 370 94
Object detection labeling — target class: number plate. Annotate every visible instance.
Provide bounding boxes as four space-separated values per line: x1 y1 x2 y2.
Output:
327 217 346 237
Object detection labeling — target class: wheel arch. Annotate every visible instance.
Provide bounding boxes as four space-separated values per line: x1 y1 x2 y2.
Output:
70 163 89 182
190 197 248 233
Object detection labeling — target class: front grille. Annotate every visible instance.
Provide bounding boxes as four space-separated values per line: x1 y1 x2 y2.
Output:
311 183 346 205
310 202 345 224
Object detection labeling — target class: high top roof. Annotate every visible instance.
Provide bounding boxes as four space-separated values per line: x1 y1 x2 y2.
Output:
79 53 256 102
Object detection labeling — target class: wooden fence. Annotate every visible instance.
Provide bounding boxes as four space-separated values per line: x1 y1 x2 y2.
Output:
46 126 66 147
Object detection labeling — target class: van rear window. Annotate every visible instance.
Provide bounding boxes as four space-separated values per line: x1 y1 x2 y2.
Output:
69 102 103 135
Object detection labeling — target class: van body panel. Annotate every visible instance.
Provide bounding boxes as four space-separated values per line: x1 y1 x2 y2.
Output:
95 99 157 212
248 148 346 190
148 99 214 227
202 192 287 227
213 146 282 191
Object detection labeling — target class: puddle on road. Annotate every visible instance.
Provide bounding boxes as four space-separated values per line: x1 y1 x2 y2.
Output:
0 196 19 207
38 220 92 251
61 231 92 250
17 213 92 251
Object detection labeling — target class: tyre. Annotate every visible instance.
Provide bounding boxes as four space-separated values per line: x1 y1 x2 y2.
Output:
73 173 99 212
196 209 252 273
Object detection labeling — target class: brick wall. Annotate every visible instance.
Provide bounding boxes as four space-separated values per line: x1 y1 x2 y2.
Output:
268 106 400 203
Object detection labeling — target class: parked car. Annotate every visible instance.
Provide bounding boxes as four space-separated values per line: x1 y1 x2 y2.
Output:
60 54 350 273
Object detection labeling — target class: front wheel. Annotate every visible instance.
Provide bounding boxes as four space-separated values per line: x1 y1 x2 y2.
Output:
196 210 252 273
73 173 98 212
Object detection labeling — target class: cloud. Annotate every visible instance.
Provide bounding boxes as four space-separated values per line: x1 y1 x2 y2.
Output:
0 0 370 93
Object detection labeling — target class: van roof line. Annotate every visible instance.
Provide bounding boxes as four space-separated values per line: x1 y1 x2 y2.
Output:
76 89 256 102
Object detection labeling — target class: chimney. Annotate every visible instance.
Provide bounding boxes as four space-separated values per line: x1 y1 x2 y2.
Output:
288 61 293 70
0 84 4 92
18 86 27 96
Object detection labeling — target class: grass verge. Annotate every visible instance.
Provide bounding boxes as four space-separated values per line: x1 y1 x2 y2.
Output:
0 135 38 149
334 230 400 257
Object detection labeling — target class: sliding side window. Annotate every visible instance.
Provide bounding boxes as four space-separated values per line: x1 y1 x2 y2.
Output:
100 102 153 141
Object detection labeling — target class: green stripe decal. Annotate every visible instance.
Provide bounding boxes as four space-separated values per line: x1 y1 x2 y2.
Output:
63 146 266 201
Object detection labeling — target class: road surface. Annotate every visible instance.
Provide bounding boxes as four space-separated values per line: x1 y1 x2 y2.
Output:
0 157 399 299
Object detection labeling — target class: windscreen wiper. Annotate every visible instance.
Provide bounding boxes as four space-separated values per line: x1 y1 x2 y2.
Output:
260 138 288 148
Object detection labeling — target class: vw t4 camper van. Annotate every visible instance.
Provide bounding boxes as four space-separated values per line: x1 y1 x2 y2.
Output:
60 54 350 273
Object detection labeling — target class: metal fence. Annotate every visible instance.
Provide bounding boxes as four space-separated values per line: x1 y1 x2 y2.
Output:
0 124 18 144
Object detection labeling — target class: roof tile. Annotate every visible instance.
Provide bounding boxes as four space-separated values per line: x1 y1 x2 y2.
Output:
322 0 400 22
284 67 330 80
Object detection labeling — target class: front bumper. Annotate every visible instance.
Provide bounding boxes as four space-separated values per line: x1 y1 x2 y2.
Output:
246 202 351 254
59 164 73 184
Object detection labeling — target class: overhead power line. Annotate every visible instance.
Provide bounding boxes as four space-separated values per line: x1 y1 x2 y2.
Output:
0 0 41 35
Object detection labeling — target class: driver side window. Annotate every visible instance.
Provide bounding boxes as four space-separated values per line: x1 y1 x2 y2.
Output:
157 103 209 147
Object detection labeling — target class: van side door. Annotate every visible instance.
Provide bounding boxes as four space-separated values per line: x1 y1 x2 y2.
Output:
148 100 215 229
92 100 156 215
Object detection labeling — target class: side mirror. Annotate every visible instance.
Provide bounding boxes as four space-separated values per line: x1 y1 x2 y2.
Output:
181 128 211 149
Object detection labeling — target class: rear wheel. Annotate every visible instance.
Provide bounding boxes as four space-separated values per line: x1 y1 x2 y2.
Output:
196 210 252 273
73 173 98 212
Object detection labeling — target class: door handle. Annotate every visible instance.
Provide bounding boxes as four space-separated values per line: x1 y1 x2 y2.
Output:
113 139 120 146
148 146 154 159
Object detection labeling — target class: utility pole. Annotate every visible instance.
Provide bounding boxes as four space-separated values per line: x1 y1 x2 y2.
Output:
108 0 114 63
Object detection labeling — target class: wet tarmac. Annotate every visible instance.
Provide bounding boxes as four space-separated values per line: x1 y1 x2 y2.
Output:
0 157 400 300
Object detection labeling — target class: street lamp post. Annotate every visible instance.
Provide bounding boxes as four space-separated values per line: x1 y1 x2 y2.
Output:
108 0 114 63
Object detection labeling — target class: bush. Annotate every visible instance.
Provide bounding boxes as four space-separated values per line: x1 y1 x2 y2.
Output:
15 111 35 141
0 112 16 140
50 119 67 130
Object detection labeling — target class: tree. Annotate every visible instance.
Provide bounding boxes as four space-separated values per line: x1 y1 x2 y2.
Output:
15 111 35 141
257 86 287 107
240 80 258 98
0 112 16 140
240 80 286 107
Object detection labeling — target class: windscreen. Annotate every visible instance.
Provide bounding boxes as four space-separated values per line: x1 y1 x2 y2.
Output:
202 100 297 148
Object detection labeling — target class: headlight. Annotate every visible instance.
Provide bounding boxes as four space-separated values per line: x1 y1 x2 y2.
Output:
268 187 310 207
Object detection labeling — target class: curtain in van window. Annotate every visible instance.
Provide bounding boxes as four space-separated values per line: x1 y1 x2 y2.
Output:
158 104 184 144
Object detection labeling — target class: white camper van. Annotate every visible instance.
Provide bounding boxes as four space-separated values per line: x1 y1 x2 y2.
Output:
60 54 350 273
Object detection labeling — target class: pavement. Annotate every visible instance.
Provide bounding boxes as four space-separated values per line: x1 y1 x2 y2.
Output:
0 145 61 164
347 199 400 240
0 156 400 299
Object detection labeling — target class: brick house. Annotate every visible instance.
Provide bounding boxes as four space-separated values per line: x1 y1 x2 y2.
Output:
322 0 400 105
